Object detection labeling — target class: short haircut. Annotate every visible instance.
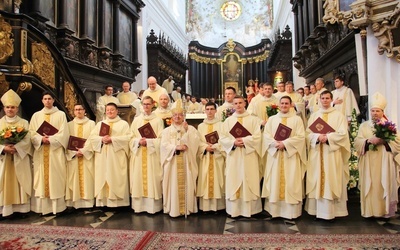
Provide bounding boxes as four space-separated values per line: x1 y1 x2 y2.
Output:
142 96 154 103
263 82 274 88
320 90 333 99
280 95 292 104
304 85 310 90
334 75 344 82
226 86 236 93
285 81 294 86
205 102 217 109
42 91 55 99
104 84 113 90
316 78 325 84
297 87 304 91
233 95 245 100
106 102 118 109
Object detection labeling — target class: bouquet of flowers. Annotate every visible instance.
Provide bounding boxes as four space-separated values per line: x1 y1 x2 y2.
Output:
163 117 172 128
369 119 397 151
222 108 235 122
266 104 279 117
0 125 28 145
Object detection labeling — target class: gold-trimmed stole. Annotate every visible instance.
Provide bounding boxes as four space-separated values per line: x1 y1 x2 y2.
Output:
142 120 149 197
207 124 214 199
44 114 51 198
77 124 85 199
279 117 288 200
103 122 113 197
319 113 328 198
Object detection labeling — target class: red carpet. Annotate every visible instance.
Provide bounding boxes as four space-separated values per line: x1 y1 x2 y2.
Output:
1 224 400 249
143 232 400 249
0 223 150 250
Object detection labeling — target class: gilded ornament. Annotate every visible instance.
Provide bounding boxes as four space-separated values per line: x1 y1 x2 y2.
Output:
32 42 55 88
21 30 33 74
64 81 78 118
17 82 32 95
0 16 14 64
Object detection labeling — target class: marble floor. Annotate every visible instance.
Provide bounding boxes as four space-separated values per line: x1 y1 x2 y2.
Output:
1 193 399 235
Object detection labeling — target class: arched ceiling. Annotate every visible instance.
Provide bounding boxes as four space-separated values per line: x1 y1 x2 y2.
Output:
186 0 273 47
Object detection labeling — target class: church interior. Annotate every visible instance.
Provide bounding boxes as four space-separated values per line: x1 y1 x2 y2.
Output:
1 0 400 245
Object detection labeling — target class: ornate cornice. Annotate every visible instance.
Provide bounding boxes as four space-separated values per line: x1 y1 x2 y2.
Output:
323 0 400 63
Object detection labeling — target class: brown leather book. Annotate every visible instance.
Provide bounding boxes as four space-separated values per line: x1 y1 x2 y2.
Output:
205 131 219 144
229 122 252 138
99 122 110 136
36 121 58 136
274 123 292 141
309 117 335 134
67 136 86 151
138 122 157 139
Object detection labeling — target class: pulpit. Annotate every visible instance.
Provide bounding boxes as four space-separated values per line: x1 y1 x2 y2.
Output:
185 113 206 129
117 105 136 124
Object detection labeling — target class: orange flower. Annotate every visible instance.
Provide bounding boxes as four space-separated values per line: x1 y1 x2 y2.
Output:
4 130 12 138
16 127 24 133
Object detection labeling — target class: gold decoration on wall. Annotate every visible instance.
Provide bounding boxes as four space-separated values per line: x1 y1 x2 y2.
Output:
0 16 14 64
16 82 32 95
225 39 237 52
64 81 78 117
0 72 10 97
322 0 400 63
21 30 33 74
189 50 269 65
32 42 55 88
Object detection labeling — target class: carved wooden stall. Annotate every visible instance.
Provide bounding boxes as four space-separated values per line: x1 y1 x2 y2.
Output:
188 38 272 100
146 30 188 92
268 25 293 85
0 0 145 121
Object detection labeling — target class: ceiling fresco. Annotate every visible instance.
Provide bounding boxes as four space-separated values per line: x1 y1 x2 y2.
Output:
186 0 273 47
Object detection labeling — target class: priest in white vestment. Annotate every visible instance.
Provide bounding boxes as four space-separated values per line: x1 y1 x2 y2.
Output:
197 102 226 211
216 87 236 121
96 85 119 123
160 100 200 217
117 81 138 105
220 96 262 217
90 103 131 207
0 90 32 217
66 104 96 209
355 92 400 218
143 76 168 107
29 91 69 215
305 90 350 220
309 78 327 114
331 75 360 122
247 83 278 126
129 96 164 213
262 96 306 219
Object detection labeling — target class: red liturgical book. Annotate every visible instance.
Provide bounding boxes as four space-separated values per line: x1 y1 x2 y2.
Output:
138 123 157 139
36 121 58 136
99 122 110 136
67 136 86 151
309 117 335 134
205 131 219 144
229 122 252 138
274 123 292 141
